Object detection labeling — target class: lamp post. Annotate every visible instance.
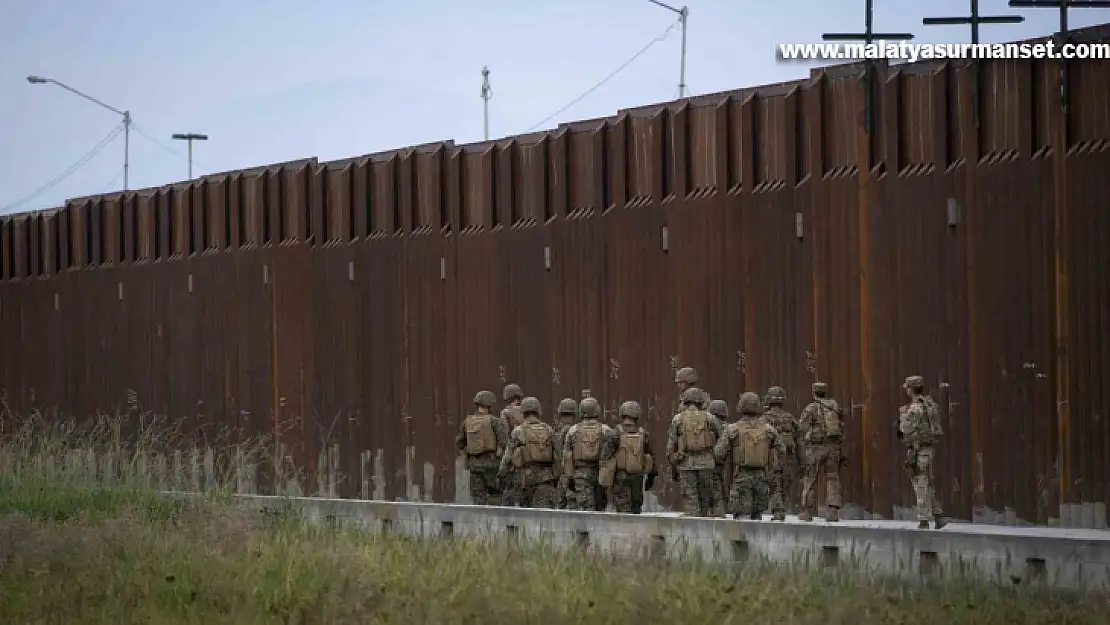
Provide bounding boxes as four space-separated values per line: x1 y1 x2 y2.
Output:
26 75 132 190
171 133 208 180
647 0 689 98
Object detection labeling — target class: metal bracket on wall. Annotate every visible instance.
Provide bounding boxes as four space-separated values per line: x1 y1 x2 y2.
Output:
795 213 804 239
262 265 269 285
947 198 960 227
348 261 355 282
118 282 123 302
54 293 59 311
661 226 669 252
440 257 446 280
187 274 193 293
543 246 551 270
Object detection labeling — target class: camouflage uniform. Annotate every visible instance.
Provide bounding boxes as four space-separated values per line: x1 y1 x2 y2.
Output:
666 387 724 517
563 397 617 511
498 397 558 508
499 384 525 507
798 382 844 522
898 375 946 529
763 386 801 521
707 399 731 517
611 401 657 514
455 390 510 505
715 393 785 519
552 398 579 510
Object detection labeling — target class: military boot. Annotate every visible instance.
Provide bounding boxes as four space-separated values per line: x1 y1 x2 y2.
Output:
771 512 786 522
934 517 947 529
917 520 929 529
798 510 813 522
825 506 839 522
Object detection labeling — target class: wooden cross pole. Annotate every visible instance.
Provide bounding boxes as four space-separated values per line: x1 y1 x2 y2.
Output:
923 0 1025 127
822 0 915 133
1009 0 1110 114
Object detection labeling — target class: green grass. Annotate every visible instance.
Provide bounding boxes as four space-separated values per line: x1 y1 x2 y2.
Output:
0 409 1106 623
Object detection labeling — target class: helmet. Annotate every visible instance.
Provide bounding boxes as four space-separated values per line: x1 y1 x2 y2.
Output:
557 398 578 415
707 399 728 418
503 384 523 402
680 387 704 407
737 392 763 415
618 401 642 420
473 390 497 407
811 382 828 396
765 386 785 406
675 366 698 385
697 390 711 409
579 397 601 418
902 375 925 391
520 396 542 416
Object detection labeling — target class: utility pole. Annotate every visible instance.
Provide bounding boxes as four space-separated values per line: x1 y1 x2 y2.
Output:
647 0 689 98
27 75 132 190
923 0 1025 128
171 133 208 180
1009 0 1110 115
822 0 915 133
481 66 492 141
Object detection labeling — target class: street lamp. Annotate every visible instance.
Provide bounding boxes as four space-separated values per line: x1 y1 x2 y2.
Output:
647 0 689 98
171 133 208 181
26 75 132 190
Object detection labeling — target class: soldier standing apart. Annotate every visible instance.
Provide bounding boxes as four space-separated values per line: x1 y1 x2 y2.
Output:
456 390 510 505
499 384 525 506
552 398 579 510
562 397 616 511
798 382 844 522
666 387 723 517
611 400 657 514
706 399 731 517
498 397 558 508
763 386 801 521
715 392 784 520
898 375 946 529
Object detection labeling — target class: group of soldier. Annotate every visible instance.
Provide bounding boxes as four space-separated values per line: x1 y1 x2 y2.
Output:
457 366 947 530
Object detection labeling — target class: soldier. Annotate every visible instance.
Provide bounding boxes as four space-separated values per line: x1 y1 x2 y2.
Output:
707 399 731 517
715 392 784 520
499 383 525 507
611 400 657 514
898 375 946 529
455 390 510 505
764 385 801 521
562 396 617 511
666 387 723 516
498 397 558 508
798 381 845 522
673 366 698 416
552 397 579 510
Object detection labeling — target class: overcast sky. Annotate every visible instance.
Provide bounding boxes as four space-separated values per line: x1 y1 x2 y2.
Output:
1 0 1106 214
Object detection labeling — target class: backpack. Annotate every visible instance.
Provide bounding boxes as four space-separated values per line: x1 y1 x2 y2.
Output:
522 422 554 464
732 421 771 468
924 397 943 438
817 400 843 440
574 422 604 461
505 405 525 429
615 429 646 473
463 413 498 456
680 410 713 453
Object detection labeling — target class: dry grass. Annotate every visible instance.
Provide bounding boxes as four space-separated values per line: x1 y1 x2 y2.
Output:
0 409 1107 624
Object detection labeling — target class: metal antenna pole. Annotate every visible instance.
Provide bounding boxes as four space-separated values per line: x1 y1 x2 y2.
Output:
822 0 915 133
1009 0 1110 115
171 133 209 181
647 0 689 97
481 66 492 141
923 0 1024 127
123 112 131 190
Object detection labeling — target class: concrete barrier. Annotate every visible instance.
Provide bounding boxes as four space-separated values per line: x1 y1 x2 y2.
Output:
195 494 1110 592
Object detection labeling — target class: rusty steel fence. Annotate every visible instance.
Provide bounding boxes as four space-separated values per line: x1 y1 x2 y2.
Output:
2 25 1109 525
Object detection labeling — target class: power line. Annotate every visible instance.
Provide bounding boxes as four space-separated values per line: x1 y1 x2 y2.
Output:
100 169 125 194
132 122 212 173
526 20 680 133
1 124 124 213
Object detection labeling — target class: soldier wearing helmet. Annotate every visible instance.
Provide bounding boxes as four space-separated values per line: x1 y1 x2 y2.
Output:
609 400 657 514
673 366 699 415
552 398 580 510
562 396 617 511
666 387 725 517
714 392 784 520
455 390 510 505
497 397 559 508
763 385 801 521
707 398 733 513
499 383 526 507
898 375 945 529
798 381 845 522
